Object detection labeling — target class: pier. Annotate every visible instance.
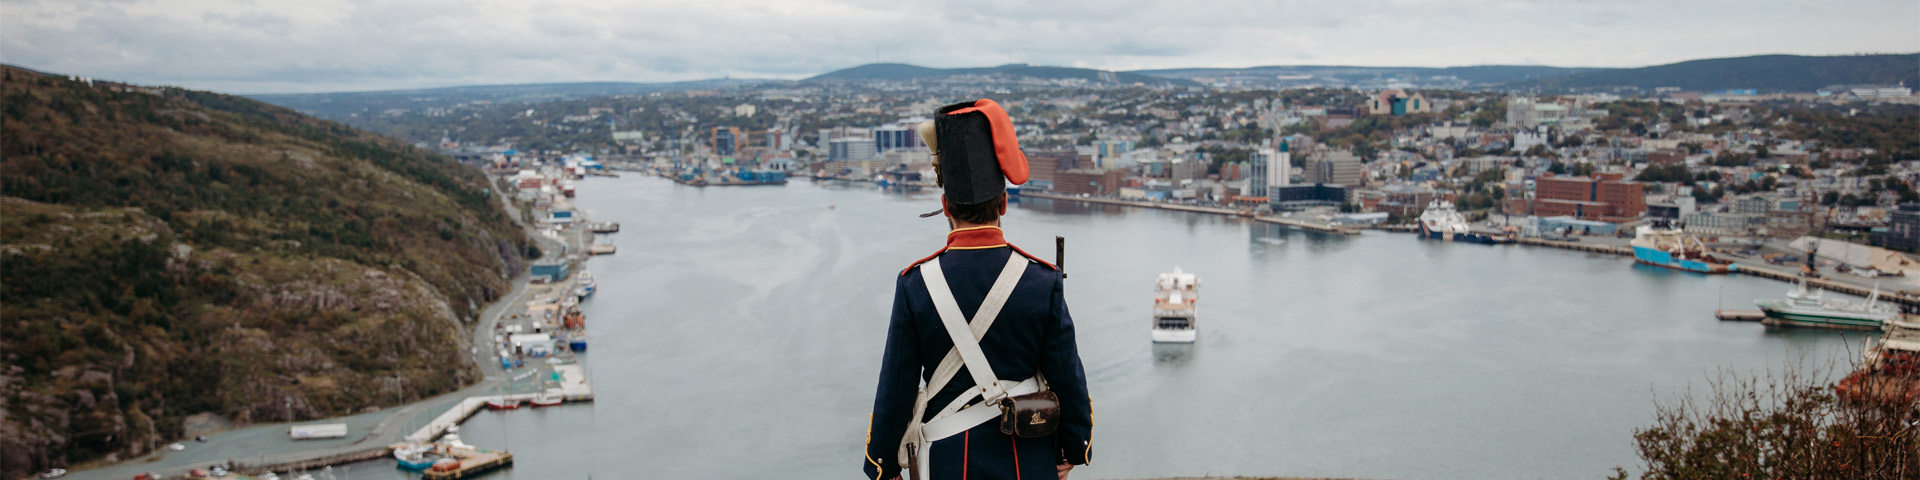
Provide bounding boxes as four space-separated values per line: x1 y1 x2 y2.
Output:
1730 261 1920 308
1252 215 1363 235
419 446 514 479
588 244 617 255
587 221 620 233
230 447 392 476
1715 309 1766 321
1514 237 1632 255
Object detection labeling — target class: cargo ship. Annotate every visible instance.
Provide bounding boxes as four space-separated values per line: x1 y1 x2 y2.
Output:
1835 317 1920 405
1629 226 1736 273
1152 267 1199 343
1417 200 1510 244
1755 280 1897 330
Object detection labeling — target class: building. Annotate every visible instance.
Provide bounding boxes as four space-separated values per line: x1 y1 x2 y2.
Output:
874 125 918 153
1311 150 1363 186
1533 173 1645 222
1682 211 1758 237
1024 150 1080 190
712 127 744 156
1647 148 1688 166
1269 184 1349 210
1366 90 1431 116
1247 141 1291 198
1872 203 1920 251
1054 169 1124 196
1171 156 1206 182
1506 96 1570 128
734 103 757 117
828 137 877 163
1731 195 1773 215
1818 84 1913 99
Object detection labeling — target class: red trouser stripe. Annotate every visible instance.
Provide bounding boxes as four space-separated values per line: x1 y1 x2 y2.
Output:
1010 435 1023 480
963 431 971 480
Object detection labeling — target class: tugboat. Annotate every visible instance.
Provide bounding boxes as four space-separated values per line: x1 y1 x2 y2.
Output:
1417 200 1510 244
1755 280 1897 330
1835 317 1920 405
1151 267 1200 343
1630 226 1736 273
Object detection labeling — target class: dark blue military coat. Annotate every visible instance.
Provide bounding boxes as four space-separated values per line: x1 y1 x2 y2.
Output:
865 226 1093 480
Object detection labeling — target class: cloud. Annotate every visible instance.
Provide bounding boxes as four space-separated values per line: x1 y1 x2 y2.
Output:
1 0 1913 93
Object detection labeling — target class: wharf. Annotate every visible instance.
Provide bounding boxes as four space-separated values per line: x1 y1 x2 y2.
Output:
230 447 391 476
1252 215 1363 235
1514 237 1632 255
1715 309 1767 321
416 446 514 479
1730 262 1920 308
1021 191 1251 217
588 244 617 255
587 221 620 233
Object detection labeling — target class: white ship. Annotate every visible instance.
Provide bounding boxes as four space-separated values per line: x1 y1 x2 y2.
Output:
1418 200 1510 244
1152 267 1200 343
1755 280 1899 330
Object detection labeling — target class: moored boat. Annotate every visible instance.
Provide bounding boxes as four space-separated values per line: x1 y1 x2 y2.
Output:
1151 267 1199 343
530 393 563 407
1630 226 1736 274
1755 280 1897 330
484 398 521 410
1417 200 1510 244
393 444 435 471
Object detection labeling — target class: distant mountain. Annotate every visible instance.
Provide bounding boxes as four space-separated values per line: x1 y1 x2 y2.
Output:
250 78 766 120
1501 54 1920 92
1129 64 1603 87
0 65 531 478
805 63 1197 87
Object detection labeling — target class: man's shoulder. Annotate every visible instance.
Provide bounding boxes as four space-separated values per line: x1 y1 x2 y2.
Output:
898 244 1058 278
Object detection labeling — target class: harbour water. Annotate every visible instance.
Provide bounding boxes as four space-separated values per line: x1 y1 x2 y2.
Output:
345 176 1862 479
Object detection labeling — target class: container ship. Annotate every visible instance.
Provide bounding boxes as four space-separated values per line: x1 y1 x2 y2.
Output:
1417 200 1510 244
1755 280 1897 330
1630 226 1736 273
1152 267 1199 343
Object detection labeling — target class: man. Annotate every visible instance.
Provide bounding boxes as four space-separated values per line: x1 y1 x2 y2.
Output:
863 99 1094 480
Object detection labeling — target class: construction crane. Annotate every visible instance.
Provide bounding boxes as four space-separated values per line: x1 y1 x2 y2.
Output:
1801 242 1822 278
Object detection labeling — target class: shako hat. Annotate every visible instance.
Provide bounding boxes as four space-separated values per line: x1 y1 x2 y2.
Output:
916 99 1027 217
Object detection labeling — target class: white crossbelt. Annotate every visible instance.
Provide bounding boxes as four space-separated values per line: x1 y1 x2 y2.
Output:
898 253 1044 479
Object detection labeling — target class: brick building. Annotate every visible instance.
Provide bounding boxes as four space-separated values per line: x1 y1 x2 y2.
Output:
1054 169 1124 196
1647 148 1688 166
1533 173 1645 222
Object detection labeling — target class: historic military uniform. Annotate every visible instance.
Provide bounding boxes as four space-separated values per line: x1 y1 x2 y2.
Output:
863 100 1094 480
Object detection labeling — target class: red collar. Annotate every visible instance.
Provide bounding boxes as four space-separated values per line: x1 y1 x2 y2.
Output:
945 226 1007 250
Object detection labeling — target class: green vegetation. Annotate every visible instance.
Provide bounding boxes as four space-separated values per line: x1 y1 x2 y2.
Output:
1508 53 1920 93
0 66 531 477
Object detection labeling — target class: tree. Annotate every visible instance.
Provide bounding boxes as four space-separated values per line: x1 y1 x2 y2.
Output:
1548 161 1568 175
1626 363 1918 479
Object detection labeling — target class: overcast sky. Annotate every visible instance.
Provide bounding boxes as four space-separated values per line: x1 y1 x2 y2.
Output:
3 0 1914 94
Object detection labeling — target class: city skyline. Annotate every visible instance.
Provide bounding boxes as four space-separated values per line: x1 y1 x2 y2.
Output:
2 0 1916 94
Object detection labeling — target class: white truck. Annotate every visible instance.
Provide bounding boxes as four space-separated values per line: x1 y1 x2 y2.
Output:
288 423 348 440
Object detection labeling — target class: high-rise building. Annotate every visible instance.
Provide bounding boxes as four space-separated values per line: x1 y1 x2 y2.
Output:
874 125 917 152
712 127 743 157
829 137 877 163
1270 141 1290 189
1249 142 1290 197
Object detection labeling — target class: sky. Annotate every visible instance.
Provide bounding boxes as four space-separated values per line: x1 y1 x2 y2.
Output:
2 0 1915 94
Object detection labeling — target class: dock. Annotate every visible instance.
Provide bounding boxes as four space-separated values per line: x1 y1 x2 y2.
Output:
587 221 620 233
418 446 514 479
1514 237 1632 255
588 244 617 255
1252 215 1363 235
1730 262 1920 308
1715 309 1767 321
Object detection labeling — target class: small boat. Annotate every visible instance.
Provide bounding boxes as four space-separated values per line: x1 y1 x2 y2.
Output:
1630 226 1736 273
1151 267 1200 343
485 398 521 410
1755 280 1897 330
530 394 563 407
568 334 587 352
1835 317 1920 405
394 444 435 471
576 270 597 298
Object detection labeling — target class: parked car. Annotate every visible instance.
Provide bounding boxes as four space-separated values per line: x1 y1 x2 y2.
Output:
133 473 158 480
189 468 208 477
166 443 185 451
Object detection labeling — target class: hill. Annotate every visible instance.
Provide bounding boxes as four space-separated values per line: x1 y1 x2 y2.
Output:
1502 53 1920 92
1129 64 1601 88
805 63 1197 87
0 65 532 478
249 78 766 123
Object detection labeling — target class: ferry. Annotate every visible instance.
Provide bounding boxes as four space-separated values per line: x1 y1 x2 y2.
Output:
1417 200 1510 244
1152 267 1200 343
1835 317 1920 405
1630 226 1736 273
1755 280 1897 330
